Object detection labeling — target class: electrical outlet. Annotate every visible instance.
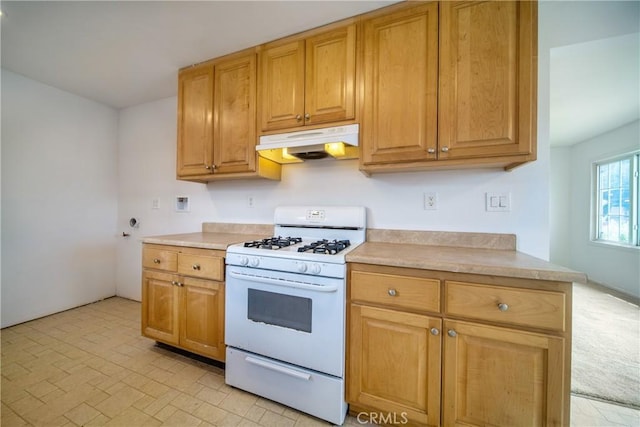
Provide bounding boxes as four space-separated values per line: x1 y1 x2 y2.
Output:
152 198 160 210
247 195 255 208
424 192 438 210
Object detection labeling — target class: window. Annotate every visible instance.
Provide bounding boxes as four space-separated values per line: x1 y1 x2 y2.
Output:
594 152 639 246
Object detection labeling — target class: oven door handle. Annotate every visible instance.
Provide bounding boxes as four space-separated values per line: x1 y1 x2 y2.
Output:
245 356 311 381
228 271 338 293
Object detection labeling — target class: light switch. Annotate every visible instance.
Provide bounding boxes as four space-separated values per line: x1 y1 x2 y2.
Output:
486 192 511 212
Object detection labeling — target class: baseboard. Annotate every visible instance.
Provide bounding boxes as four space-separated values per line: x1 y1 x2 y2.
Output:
585 280 639 306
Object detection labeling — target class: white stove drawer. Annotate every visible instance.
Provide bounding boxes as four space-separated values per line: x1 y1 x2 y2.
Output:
226 347 347 425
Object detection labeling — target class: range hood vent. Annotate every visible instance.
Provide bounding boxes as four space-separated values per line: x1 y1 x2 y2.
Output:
257 124 359 164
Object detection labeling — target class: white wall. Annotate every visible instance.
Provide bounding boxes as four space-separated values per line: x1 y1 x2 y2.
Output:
552 121 640 297
115 103 551 299
116 98 214 300
549 146 572 266
1 70 119 327
114 4 563 299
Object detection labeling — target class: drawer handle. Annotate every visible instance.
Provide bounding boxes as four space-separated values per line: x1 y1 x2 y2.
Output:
447 329 457 338
497 303 509 312
171 281 184 287
153 258 161 264
388 289 397 296
430 328 440 336
192 264 201 271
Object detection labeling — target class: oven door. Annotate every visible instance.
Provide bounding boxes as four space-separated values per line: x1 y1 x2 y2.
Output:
225 265 345 377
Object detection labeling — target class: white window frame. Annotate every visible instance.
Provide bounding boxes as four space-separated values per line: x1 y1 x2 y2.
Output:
592 151 640 248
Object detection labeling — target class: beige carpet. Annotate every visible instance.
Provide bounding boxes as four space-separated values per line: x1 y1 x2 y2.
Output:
572 282 640 408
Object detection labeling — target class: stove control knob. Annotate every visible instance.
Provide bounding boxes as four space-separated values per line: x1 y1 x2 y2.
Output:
297 263 308 273
249 257 260 267
239 256 249 266
310 263 321 275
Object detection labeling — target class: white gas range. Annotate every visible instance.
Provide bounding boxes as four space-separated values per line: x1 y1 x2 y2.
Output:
224 206 366 425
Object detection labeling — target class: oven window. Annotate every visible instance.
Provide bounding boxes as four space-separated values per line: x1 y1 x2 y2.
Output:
247 289 312 333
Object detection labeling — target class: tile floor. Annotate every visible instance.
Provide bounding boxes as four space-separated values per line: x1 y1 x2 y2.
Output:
2 297 639 427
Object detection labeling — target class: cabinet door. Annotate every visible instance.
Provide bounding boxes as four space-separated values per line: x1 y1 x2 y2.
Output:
304 24 356 126
360 2 439 166
141 270 180 345
213 51 257 174
438 1 536 159
348 304 442 426
259 40 305 131
180 277 225 361
177 64 214 177
443 320 566 426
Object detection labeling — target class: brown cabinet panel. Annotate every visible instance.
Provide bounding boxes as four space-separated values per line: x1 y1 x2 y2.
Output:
349 304 442 426
443 320 565 426
177 64 214 176
142 246 178 272
178 252 224 281
446 281 566 331
348 263 571 426
360 2 439 166
141 244 226 362
305 24 356 125
213 52 257 174
438 1 536 159
259 23 357 133
141 270 180 345
351 270 440 313
180 278 225 361
259 40 305 131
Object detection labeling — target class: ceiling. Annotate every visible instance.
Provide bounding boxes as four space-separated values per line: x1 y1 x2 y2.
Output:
1 1 639 147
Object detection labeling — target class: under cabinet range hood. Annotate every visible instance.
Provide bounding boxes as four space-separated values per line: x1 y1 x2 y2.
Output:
256 124 359 164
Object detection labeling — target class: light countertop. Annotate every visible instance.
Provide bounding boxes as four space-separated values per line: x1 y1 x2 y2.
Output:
142 226 587 284
347 242 587 283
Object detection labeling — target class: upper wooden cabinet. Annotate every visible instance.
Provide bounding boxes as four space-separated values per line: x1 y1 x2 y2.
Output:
438 1 536 161
177 49 281 182
259 24 357 132
360 0 537 173
177 64 214 177
360 2 439 167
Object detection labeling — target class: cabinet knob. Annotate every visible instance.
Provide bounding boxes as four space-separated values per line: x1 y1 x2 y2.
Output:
192 264 201 271
497 303 509 312
427 148 436 154
171 280 179 286
441 146 449 153
430 328 440 336
153 258 161 264
304 113 310 121
447 329 457 337
296 114 302 122
388 289 397 297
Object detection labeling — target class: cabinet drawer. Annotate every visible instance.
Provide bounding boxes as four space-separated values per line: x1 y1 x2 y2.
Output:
445 281 566 331
351 271 440 313
178 253 224 281
143 246 178 272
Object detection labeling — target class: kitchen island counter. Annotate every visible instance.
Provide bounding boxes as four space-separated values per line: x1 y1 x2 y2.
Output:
347 230 586 284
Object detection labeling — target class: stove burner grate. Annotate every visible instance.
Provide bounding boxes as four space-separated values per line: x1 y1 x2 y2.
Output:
297 239 351 255
243 236 302 250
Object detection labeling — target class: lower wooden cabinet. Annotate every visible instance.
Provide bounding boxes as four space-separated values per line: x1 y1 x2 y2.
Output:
348 304 442 426
443 320 566 426
347 264 571 426
141 244 225 362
